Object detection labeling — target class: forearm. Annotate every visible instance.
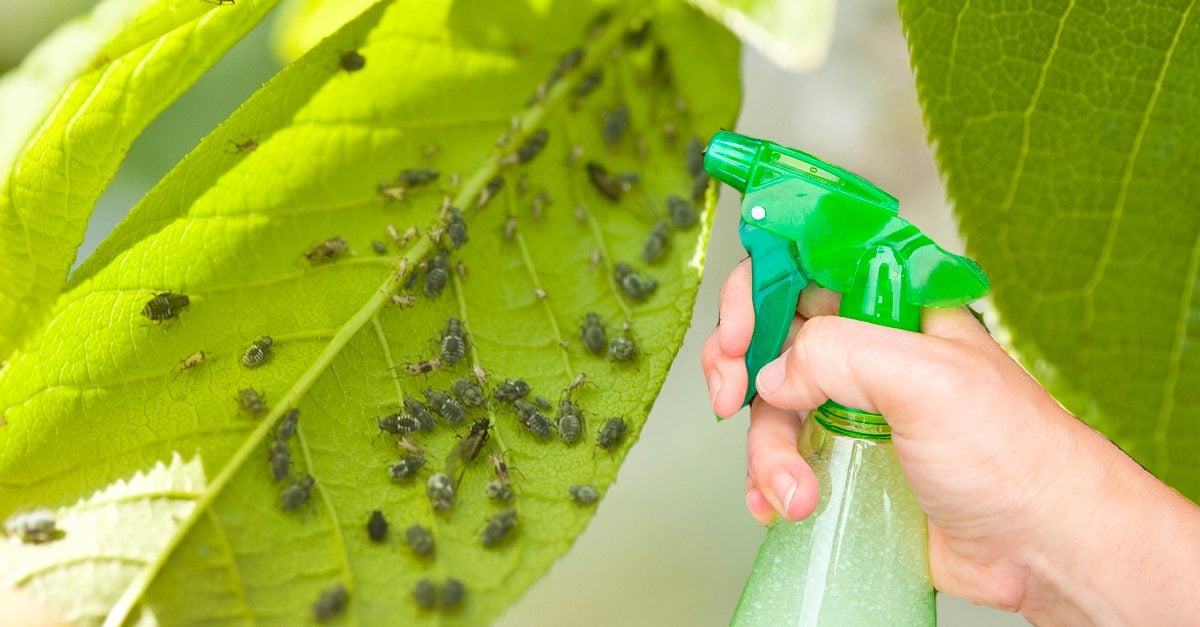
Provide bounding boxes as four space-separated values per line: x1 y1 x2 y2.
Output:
1019 419 1200 625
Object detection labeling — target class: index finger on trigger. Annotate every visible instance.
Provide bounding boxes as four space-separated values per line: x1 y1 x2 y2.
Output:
717 260 754 357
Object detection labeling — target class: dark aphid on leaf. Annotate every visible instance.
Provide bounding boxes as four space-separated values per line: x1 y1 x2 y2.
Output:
667 194 698 229
237 389 266 415
452 378 486 407
557 399 584 445
477 175 504 210
371 239 388 255
486 480 513 502
574 69 604 98
229 137 258 154
378 413 421 435
403 395 436 432
586 161 622 201
413 578 437 610
494 378 531 402
514 400 553 440
516 129 549 164
570 484 600 505
366 510 388 542
427 473 456 512
241 335 273 368
396 168 439 188
614 262 657 301
425 249 450 297
534 395 552 410
547 46 584 86
280 475 315 511
313 584 348 622
425 388 465 425
406 524 435 557
439 317 468 366
481 508 518 548
602 104 630 144
178 350 207 371
277 408 299 440
403 358 442 375
598 417 627 450
269 439 290 482
4 509 58 544
305 237 349 264
339 50 365 72
141 292 190 322
447 418 491 484
389 455 426 481
610 335 637 362
624 19 652 47
446 206 468 249
691 172 711 202
442 578 466 608
685 136 705 177
642 221 669 264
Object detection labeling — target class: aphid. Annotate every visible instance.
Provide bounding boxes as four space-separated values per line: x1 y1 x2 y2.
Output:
580 312 607 355
371 239 388 255
452 378 486 407
313 584 348 622
389 455 426 481
556 398 583 445
667 195 699 229
530 190 551 220
565 144 584 166
516 129 549 164
367 510 388 542
269 439 291 482
277 408 300 440
442 578 466 608
305 237 350 264
569 484 600 505
280 475 315 511
602 104 630 144
424 388 466 425
489 451 512 486
396 436 423 456
515 173 529 194
403 395 436 432
399 226 419 247
573 204 588 223
477 176 504 210
447 419 491 483
574 69 604 98
565 372 589 397
485 480 513 502
473 364 488 385
504 215 519 242
426 473 456 512
241 335 273 368
481 508 518 548
378 182 407 200
642 221 669 264
493 378 531 402
624 19 652 47
685 136 705 177
413 578 437 610
396 168 440 188
406 524 435 557
532 287 547 301
597 417 627 450
609 336 637 362
403 358 442 375
446 206 468 249
141 292 190 321
614 262 658 301
378 413 421 435
178 350 207 371
589 249 604 270
390 293 416 308
422 143 440 159
4 509 58 544
425 249 450 297
586 162 628 202
533 395 552 410
340 50 366 72
439 317 468 366
547 47 584 86
237 388 266 415
229 137 258 153
514 400 553 440
691 172 711 202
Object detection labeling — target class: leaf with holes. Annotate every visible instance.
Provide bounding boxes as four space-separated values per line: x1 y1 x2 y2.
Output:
0 0 280 362
0 0 740 623
901 1 1200 498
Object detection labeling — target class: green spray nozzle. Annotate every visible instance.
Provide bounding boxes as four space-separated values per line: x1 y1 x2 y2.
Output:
704 130 990 408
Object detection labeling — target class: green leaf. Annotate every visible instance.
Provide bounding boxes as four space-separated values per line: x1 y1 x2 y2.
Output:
685 0 834 71
0 0 741 623
900 1 1200 498
0 0 279 361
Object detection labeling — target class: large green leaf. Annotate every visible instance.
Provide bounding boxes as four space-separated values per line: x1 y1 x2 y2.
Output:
0 0 281 363
901 0 1200 497
0 0 741 623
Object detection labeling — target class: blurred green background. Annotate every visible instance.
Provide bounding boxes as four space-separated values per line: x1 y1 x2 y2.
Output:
1 1 1028 624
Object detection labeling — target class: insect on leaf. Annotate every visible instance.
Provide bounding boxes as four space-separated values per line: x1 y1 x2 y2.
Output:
0 0 741 623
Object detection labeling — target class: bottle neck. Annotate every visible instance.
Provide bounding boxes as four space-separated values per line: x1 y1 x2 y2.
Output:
812 400 892 440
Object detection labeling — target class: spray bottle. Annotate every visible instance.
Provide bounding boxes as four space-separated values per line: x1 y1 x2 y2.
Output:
703 131 989 625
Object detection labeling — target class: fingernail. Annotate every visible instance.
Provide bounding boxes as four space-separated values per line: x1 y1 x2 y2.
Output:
707 371 723 406
773 474 797 518
756 350 789 395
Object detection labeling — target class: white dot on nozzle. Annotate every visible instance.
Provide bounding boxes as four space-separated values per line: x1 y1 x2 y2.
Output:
750 205 766 220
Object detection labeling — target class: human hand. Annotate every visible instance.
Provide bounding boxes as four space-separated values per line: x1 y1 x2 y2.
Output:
700 260 1200 624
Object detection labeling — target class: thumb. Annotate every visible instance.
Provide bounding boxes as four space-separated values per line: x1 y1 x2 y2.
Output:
754 308 992 420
